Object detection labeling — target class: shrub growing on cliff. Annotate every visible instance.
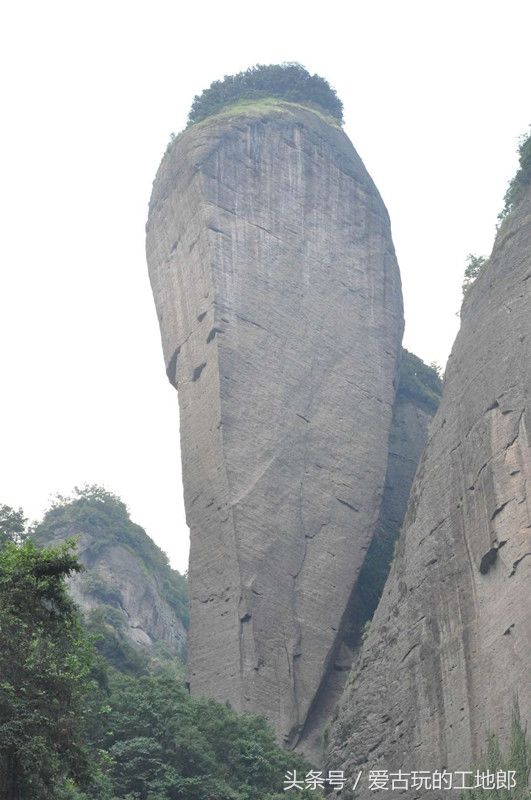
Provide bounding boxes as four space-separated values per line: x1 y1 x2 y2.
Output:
499 126 531 219
462 253 487 295
187 63 343 126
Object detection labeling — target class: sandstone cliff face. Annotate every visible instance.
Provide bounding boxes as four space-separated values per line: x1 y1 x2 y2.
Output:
297 354 439 761
146 101 404 745
325 187 531 793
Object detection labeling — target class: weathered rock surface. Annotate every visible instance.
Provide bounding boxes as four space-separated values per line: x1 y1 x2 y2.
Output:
69 534 186 655
146 101 404 745
297 352 439 762
325 187 531 794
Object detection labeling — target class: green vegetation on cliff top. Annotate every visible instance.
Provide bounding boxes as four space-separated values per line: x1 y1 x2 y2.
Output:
499 126 531 219
460 129 530 300
187 63 343 126
461 128 530 298
32 486 189 629
187 97 342 133
397 348 442 414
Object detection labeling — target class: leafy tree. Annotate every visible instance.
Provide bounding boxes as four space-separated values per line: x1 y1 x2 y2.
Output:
0 656 316 799
87 670 318 800
0 505 27 547
462 253 487 295
0 538 97 799
46 662 318 799
187 63 343 126
460 698 531 799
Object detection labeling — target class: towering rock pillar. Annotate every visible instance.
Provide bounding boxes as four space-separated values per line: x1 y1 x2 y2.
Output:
326 184 531 793
146 102 404 745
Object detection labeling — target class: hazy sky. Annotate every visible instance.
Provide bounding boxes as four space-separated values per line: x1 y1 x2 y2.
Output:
1 0 529 572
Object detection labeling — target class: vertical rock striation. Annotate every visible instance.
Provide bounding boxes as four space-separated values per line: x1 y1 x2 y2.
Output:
297 351 440 762
326 185 531 794
146 101 404 745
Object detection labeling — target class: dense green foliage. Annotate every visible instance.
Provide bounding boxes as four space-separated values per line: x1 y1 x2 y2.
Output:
33 486 189 628
460 699 530 798
0 504 26 547
397 348 442 414
499 127 531 219
187 63 343 126
76 670 317 800
0 534 97 799
1 506 316 799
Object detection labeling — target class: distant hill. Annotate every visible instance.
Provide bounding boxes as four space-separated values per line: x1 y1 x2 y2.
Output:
32 486 188 674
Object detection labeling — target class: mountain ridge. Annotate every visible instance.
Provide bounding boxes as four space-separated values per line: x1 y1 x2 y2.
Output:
32 487 188 673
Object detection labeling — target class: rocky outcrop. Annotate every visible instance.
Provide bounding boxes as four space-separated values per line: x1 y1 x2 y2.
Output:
33 493 187 668
297 351 440 762
146 100 404 745
67 534 186 657
325 186 531 794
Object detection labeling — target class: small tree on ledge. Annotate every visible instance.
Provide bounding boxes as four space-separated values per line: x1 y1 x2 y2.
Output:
462 253 486 295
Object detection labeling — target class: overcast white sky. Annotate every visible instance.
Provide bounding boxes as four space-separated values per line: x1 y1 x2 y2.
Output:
1 0 529 572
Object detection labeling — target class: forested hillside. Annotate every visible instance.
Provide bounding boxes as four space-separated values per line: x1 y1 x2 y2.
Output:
0 500 316 799
32 487 188 674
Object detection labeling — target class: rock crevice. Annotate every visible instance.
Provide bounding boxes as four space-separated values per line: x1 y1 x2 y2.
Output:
325 187 531 795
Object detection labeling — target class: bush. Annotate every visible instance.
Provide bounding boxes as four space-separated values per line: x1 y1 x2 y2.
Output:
499 127 531 219
82 572 122 606
187 63 343 126
462 253 487 295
